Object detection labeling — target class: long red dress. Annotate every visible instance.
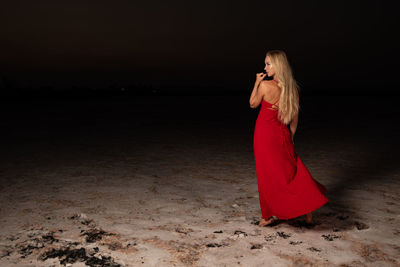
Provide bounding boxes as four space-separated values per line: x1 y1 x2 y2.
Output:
253 92 328 220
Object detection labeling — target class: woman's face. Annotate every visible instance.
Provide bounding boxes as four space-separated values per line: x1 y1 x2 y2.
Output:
264 56 275 77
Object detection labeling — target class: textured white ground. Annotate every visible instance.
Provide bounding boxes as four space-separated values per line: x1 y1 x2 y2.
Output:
0 95 399 266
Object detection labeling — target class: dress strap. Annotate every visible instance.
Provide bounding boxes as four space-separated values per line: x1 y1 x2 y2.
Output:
271 98 280 110
269 80 280 110
272 80 279 106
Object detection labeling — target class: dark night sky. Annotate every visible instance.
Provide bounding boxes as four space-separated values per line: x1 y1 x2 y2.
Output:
0 0 397 92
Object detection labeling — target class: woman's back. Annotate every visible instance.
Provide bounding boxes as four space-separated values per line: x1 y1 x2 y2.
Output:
261 80 281 110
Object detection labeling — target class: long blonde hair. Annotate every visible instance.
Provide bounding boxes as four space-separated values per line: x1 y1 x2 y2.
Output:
267 50 300 125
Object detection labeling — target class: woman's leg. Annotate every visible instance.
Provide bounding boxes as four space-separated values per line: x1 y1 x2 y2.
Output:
305 212 312 223
259 216 278 227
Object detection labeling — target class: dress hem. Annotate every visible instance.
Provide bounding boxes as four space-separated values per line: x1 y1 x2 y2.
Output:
273 198 329 220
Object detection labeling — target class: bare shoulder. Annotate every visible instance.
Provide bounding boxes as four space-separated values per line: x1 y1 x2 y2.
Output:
261 80 278 88
259 80 274 91
255 80 266 94
260 80 279 93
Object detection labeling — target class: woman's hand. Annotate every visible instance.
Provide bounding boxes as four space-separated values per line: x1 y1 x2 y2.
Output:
255 72 267 84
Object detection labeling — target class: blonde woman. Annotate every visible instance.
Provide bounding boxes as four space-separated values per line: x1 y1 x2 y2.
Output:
250 50 328 227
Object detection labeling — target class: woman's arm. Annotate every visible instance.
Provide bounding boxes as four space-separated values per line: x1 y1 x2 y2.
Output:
249 73 267 108
290 112 298 138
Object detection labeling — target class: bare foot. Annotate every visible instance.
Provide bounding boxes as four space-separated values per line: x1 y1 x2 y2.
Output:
305 212 313 224
258 217 276 227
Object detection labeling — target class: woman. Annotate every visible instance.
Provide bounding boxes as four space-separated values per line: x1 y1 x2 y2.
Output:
250 50 328 227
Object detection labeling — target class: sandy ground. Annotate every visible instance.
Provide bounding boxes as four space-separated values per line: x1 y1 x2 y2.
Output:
0 94 399 266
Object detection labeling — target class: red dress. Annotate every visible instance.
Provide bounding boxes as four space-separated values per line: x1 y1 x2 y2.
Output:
253 93 328 220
